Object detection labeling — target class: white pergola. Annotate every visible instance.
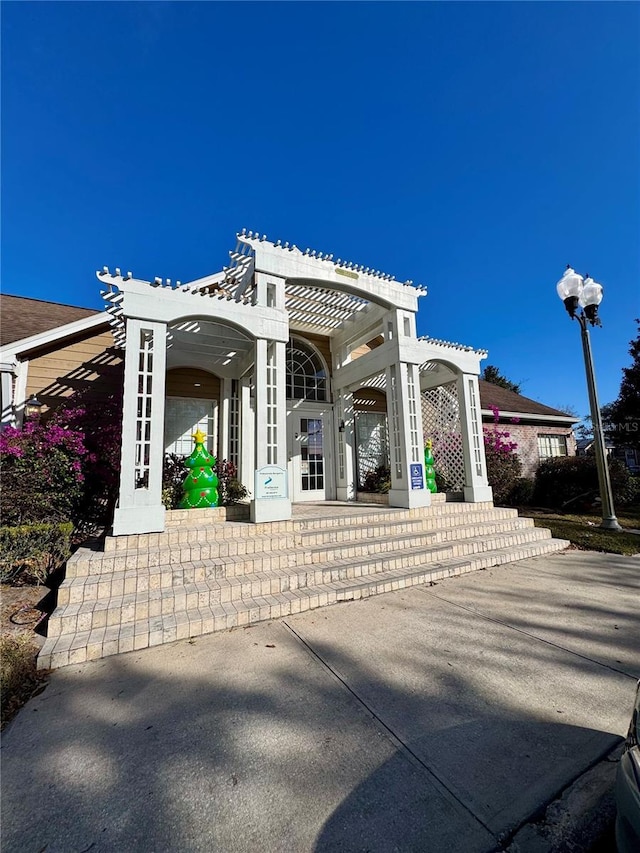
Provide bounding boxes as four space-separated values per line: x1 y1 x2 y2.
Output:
101 231 492 535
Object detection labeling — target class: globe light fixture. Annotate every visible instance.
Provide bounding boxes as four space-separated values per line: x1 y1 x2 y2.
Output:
24 394 43 420
555 266 621 531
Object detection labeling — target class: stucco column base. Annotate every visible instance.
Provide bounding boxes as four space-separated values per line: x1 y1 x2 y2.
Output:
112 505 166 536
463 485 494 503
250 498 292 523
388 488 432 509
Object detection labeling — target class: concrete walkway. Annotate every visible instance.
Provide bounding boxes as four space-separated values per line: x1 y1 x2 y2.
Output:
2 551 639 853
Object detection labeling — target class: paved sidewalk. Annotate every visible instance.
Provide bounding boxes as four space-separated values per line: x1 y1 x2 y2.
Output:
2 551 639 853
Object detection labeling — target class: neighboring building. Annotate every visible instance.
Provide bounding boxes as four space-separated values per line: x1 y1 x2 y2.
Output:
1 231 564 533
477 381 579 477
577 436 639 476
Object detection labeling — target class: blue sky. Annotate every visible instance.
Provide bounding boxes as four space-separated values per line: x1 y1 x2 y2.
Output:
3 1 639 419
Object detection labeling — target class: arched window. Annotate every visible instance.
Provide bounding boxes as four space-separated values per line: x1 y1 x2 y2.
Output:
286 338 327 401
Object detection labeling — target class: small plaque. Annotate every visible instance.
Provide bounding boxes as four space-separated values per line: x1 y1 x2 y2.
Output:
410 463 424 490
255 465 289 500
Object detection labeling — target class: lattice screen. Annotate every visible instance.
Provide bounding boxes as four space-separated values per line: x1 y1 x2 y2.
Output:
421 382 465 491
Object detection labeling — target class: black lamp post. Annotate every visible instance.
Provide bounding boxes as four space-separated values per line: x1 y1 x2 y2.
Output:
556 266 621 531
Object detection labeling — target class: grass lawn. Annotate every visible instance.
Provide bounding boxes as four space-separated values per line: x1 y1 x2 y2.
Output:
520 507 640 556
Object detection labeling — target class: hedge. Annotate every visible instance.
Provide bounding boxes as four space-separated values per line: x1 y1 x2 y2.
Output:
0 522 73 584
533 455 632 510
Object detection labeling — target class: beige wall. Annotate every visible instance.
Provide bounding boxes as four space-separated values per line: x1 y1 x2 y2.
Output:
166 368 220 400
24 328 123 414
298 332 332 376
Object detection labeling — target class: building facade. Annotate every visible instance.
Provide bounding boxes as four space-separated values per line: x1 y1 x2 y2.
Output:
2 232 497 535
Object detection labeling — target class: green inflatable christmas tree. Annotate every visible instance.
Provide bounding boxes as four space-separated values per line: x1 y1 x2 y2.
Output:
424 439 438 494
179 429 219 509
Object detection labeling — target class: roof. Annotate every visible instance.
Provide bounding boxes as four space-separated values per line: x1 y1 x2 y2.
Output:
0 294 99 347
478 379 577 420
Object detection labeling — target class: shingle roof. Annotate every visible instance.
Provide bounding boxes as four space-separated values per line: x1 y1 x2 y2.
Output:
478 379 575 419
0 294 99 347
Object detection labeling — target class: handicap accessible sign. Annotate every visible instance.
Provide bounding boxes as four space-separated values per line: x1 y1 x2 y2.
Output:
410 463 424 490
255 465 288 500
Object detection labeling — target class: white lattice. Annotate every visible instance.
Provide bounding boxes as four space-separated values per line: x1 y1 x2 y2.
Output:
421 382 465 491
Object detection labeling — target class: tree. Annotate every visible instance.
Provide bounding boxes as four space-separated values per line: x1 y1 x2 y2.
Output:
606 319 640 450
481 365 521 394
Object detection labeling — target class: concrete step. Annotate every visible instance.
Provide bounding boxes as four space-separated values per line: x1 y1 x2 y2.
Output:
48 527 555 636
38 536 569 669
67 504 522 576
58 515 540 605
102 498 489 553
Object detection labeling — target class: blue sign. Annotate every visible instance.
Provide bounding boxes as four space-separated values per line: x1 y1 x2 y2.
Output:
410 463 424 490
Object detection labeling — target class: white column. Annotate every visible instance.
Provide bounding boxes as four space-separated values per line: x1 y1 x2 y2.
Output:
12 361 28 428
112 319 168 535
335 388 356 501
219 377 232 461
239 375 254 495
250 338 291 522
1 367 15 427
386 362 431 509
457 372 493 503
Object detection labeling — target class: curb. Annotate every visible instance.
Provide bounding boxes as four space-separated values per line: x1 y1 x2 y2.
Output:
506 743 623 852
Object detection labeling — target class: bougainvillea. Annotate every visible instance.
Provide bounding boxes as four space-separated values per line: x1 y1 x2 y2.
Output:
0 418 89 525
0 391 123 528
483 407 522 505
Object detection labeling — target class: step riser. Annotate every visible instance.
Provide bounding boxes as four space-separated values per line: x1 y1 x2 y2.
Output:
39 538 567 670
68 509 525 576
101 502 505 552
48 529 553 635
60 518 539 599
58 523 546 605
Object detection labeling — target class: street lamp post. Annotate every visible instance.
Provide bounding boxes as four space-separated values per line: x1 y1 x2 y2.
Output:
556 266 621 531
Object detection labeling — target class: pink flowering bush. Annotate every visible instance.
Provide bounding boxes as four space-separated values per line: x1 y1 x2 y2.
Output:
483 408 522 505
0 392 122 528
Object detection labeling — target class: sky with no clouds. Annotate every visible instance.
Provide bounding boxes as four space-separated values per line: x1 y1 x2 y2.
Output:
2 1 639 418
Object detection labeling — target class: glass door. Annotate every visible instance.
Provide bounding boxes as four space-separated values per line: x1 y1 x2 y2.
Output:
288 412 327 501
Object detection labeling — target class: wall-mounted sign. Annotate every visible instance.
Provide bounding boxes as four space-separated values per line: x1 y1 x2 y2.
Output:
336 267 359 280
255 465 288 500
410 463 424 490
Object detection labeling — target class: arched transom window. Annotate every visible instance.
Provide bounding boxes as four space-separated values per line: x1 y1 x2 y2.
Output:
286 338 327 401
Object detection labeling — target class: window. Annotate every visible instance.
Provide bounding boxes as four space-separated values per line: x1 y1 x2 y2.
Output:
164 398 217 457
286 338 327 401
538 434 568 460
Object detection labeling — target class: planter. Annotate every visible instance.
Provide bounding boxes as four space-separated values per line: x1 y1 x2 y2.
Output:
356 492 389 505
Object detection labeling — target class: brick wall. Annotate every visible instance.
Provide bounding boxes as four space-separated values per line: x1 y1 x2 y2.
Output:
484 420 576 478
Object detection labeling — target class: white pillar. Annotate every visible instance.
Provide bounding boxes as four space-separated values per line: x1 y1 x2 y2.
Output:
239 375 254 495
1 367 15 427
113 319 168 535
250 338 291 522
457 372 493 503
386 362 431 509
219 377 232 461
335 388 356 501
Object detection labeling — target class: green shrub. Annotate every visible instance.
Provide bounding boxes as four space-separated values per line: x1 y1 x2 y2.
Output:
162 453 185 510
484 444 522 505
534 455 631 510
215 460 249 505
361 465 391 493
1 634 48 729
0 522 73 584
508 477 535 506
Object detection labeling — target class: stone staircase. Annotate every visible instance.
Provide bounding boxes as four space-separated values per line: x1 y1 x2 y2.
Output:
38 497 568 670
